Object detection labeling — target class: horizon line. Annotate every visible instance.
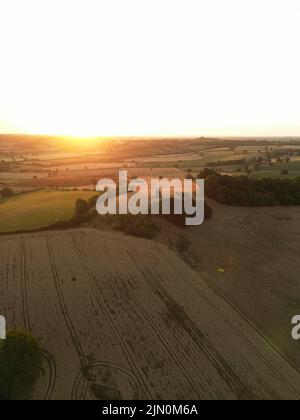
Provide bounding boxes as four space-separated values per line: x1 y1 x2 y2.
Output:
1 132 300 140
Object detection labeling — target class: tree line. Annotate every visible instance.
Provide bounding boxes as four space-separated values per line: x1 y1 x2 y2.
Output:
200 168 300 206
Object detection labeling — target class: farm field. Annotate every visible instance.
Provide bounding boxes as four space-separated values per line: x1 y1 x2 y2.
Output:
1 228 300 400
159 201 300 367
0 172 48 181
53 167 184 179
250 162 300 180
47 162 136 171
0 190 95 233
2 136 300 194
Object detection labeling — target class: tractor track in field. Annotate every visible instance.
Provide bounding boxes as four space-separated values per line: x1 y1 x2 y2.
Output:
21 238 57 400
47 238 88 400
72 236 152 400
21 238 31 331
157 247 300 400
3 228 300 400
42 349 56 400
127 247 253 400
99 240 204 399
72 362 141 400
3 246 10 319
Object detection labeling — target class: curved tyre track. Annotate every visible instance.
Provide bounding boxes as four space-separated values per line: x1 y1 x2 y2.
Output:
124 246 252 399
100 242 205 399
72 237 151 400
3 229 300 400
42 350 57 401
21 238 31 331
158 246 300 399
47 238 88 399
73 362 142 400
20 238 57 400
149 245 300 400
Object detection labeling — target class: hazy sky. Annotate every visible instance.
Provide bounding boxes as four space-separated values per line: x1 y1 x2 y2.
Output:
0 0 299 137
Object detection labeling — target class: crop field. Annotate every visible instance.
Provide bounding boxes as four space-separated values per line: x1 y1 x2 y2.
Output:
47 162 136 171
251 170 300 180
0 190 95 233
250 162 300 180
140 152 251 169
0 172 48 181
2 137 300 193
0 228 300 400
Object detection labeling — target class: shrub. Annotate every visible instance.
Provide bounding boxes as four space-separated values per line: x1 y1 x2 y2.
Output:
204 173 300 206
115 214 160 239
75 198 89 214
0 329 44 400
198 168 218 179
186 173 194 180
88 195 100 208
0 187 14 199
161 196 212 227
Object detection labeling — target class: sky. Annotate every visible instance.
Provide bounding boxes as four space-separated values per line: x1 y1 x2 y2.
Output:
0 0 299 137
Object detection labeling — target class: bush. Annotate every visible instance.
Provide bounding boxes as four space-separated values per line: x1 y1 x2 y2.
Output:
75 198 89 214
186 173 194 180
115 214 160 239
88 195 99 208
204 172 300 206
206 158 245 167
0 329 44 400
198 168 218 179
161 196 212 227
0 187 14 199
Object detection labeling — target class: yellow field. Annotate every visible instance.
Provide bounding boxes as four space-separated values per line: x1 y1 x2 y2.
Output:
0 190 95 232
1 229 300 399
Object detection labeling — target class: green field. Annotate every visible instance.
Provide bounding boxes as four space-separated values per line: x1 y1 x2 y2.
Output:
0 190 95 232
250 162 300 180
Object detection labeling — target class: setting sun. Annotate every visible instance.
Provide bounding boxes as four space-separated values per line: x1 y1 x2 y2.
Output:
1 0 300 137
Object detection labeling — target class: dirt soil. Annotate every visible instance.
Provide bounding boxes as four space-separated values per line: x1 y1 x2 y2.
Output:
1 228 300 400
159 201 300 367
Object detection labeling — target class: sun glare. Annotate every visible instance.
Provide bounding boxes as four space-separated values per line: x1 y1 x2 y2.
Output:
0 0 300 137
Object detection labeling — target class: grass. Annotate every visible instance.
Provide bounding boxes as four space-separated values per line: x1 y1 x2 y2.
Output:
250 162 300 180
140 151 257 169
0 190 95 232
0 172 48 180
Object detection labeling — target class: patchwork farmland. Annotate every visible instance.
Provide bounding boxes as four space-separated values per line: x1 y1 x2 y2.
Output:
1 228 300 400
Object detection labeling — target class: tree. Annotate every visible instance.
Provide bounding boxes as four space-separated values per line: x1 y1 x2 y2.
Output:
186 173 194 180
88 195 99 208
116 214 160 239
0 187 14 198
0 329 44 400
198 168 218 179
75 198 89 214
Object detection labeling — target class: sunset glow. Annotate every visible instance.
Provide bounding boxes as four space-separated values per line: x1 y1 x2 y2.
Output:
0 0 300 137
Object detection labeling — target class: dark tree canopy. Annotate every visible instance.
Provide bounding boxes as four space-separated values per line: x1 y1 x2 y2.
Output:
0 329 44 400
75 198 89 214
0 187 14 199
201 170 300 206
